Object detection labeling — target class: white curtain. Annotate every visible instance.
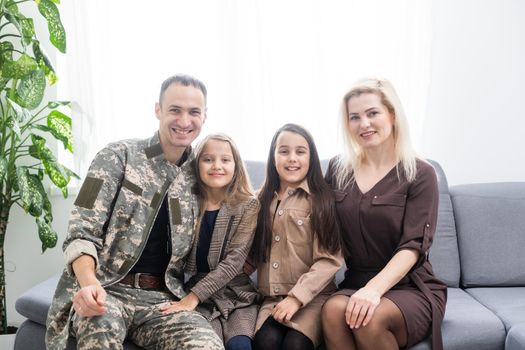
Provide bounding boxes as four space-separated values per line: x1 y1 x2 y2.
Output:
57 0 432 175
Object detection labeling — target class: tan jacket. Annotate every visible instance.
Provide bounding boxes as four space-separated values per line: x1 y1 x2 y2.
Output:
257 180 343 306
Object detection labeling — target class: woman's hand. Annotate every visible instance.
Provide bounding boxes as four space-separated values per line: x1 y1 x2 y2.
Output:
272 296 302 323
160 292 200 314
345 286 381 329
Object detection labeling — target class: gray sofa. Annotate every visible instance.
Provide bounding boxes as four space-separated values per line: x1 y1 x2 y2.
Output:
14 160 525 349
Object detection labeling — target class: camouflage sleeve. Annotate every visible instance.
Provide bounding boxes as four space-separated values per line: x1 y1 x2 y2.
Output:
63 143 127 275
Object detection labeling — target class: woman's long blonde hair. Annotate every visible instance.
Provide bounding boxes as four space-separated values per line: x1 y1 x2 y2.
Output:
193 133 254 212
334 77 418 189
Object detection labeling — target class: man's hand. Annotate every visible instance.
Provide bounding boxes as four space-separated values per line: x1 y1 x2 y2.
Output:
160 292 200 314
71 255 107 317
73 284 107 317
272 296 302 323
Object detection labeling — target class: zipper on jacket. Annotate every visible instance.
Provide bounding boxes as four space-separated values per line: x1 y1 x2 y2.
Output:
106 179 172 286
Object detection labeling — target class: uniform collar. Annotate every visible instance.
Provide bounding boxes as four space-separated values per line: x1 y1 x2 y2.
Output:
145 131 193 165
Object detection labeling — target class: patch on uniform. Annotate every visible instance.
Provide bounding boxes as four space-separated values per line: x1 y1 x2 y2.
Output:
150 191 162 208
170 198 182 225
144 143 163 159
74 176 103 209
122 179 143 196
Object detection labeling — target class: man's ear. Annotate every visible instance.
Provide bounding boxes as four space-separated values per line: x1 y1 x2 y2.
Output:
202 108 208 124
155 102 161 120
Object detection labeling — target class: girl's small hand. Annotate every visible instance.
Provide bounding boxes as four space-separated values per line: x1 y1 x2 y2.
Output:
345 287 381 329
160 292 199 314
271 296 302 323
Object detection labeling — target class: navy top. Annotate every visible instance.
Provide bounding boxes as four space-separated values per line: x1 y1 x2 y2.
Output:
130 196 171 276
196 209 220 273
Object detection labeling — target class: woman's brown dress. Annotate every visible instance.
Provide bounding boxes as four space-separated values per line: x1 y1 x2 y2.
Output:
325 158 447 349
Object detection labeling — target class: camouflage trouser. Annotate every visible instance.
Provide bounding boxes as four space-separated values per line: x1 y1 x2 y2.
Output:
70 283 224 350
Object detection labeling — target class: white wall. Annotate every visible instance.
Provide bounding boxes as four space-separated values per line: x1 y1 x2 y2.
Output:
5 0 525 325
423 0 525 185
5 197 73 326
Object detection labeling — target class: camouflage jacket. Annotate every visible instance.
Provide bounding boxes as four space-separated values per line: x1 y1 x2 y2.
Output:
46 132 199 349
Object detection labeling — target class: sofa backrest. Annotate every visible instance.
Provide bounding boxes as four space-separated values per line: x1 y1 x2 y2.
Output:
244 159 462 287
427 160 461 287
451 182 525 287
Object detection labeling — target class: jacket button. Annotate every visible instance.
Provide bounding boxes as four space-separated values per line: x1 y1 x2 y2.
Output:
288 190 294 195
278 209 284 216
274 287 280 293
272 262 279 269
297 219 303 225
426 223 430 228
275 235 281 242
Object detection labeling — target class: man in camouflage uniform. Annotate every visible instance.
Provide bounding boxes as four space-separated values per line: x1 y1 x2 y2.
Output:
46 74 224 350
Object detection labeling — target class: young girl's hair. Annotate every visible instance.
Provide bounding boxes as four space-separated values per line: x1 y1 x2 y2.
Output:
193 133 254 213
251 124 340 266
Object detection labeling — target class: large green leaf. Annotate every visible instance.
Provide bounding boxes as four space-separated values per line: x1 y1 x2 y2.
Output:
17 68 45 109
20 18 36 46
29 174 53 221
0 43 14 88
6 11 36 46
16 166 44 216
47 110 72 152
0 158 7 181
36 0 66 53
7 116 21 137
29 134 72 196
1 54 38 79
6 97 32 123
32 41 57 85
0 42 14 63
36 216 57 252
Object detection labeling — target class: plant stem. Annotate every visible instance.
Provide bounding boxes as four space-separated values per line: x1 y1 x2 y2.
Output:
0 194 11 333
0 33 20 40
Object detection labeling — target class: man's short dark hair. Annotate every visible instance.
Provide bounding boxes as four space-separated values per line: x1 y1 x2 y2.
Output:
159 74 207 105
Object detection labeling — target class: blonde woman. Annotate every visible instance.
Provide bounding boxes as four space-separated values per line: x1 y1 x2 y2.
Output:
322 78 447 350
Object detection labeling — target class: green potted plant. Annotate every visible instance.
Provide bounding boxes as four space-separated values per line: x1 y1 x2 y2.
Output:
0 0 77 333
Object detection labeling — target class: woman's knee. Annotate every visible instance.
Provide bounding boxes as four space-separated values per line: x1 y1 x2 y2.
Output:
322 295 348 324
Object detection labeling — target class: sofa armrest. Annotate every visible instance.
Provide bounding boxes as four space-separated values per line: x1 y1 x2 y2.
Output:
15 275 60 326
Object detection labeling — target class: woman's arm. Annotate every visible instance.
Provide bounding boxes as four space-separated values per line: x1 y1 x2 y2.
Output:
345 248 418 328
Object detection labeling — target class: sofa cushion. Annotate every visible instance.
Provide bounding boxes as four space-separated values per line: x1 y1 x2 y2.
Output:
427 160 461 287
466 287 525 331
408 288 505 350
506 323 525 350
451 183 525 287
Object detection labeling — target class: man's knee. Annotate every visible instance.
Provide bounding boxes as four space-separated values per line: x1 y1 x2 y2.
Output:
72 313 127 349
141 311 224 350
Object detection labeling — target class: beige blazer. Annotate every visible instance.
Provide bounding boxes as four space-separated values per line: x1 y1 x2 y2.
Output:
256 180 343 346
